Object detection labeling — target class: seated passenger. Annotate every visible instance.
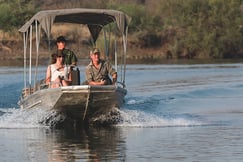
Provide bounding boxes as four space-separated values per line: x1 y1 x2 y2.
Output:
45 51 72 88
85 48 117 85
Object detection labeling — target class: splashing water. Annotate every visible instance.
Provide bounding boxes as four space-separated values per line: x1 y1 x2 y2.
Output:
0 108 65 129
116 109 208 128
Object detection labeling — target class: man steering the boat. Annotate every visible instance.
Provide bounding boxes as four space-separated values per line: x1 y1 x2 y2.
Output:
85 48 117 85
56 36 77 66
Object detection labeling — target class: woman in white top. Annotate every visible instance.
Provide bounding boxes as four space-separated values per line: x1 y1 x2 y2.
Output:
45 51 72 88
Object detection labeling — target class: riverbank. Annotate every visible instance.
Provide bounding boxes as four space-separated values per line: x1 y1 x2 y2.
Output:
2 57 243 67
1 38 243 66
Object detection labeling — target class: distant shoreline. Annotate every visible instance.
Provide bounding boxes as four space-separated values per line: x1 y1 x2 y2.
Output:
1 58 243 67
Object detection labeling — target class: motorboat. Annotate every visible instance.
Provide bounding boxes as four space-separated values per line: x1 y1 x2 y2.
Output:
18 8 130 126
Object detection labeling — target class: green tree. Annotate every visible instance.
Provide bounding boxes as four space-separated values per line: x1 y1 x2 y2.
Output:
107 2 163 47
161 0 243 58
0 0 37 32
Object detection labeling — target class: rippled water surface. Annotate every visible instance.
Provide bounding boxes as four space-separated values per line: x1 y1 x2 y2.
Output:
0 64 243 161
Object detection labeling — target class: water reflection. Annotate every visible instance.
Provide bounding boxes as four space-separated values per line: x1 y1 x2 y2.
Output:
43 126 126 161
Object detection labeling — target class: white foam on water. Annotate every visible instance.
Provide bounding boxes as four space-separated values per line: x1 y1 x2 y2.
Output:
0 108 63 129
116 109 208 128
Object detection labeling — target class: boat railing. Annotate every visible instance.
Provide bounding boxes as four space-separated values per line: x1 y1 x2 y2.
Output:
22 87 33 98
22 79 126 99
39 83 49 90
116 81 126 88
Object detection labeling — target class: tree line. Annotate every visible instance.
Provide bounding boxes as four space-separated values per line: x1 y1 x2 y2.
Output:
1 0 243 59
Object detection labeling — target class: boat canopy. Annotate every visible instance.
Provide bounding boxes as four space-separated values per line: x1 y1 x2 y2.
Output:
19 8 131 42
18 8 130 91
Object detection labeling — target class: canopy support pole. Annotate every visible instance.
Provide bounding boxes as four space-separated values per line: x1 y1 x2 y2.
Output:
29 25 32 88
23 32 28 91
122 27 128 87
34 20 40 90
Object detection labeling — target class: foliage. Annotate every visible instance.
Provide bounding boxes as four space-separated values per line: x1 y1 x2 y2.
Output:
0 0 37 32
107 2 163 48
160 0 243 58
1 0 243 59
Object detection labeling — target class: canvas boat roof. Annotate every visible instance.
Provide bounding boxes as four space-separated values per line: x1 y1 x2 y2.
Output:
19 8 130 90
18 8 131 41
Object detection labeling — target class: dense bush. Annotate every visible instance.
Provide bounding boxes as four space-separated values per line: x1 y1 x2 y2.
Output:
160 0 243 58
1 0 243 59
0 0 37 32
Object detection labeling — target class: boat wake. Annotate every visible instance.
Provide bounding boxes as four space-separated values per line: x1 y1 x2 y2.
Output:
0 108 45 128
0 107 124 128
0 102 227 129
90 107 123 125
0 106 219 129
0 108 66 129
114 96 219 128
116 109 215 127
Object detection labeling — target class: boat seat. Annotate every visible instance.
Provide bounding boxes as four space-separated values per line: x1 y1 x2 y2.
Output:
71 67 80 85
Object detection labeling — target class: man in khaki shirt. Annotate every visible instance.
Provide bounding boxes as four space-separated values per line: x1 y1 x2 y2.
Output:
85 48 117 85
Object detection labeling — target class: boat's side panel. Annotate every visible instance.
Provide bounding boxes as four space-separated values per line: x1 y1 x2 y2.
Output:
19 88 62 110
87 86 126 117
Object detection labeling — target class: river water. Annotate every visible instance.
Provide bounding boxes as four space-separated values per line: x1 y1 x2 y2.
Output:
0 63 243 161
